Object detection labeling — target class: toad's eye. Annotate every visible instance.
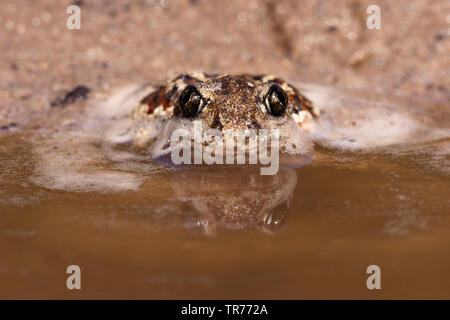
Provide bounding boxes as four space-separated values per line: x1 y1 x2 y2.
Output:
177 85 204 118
265 85 288 117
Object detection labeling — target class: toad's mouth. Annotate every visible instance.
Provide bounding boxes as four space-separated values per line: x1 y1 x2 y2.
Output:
149 118 314 174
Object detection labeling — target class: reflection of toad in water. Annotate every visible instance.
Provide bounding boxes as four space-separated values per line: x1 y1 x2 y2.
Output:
170 166 297 235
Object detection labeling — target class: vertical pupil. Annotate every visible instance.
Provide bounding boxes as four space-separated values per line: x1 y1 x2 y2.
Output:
276 88 286 105
268 86 287 116
182 87 195 105
180 86 201 117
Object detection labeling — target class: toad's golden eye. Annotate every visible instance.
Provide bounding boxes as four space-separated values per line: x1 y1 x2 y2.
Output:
177 85 204 118
265 85 288 117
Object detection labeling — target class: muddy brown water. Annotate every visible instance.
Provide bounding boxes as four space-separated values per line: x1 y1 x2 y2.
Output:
0 130 449 299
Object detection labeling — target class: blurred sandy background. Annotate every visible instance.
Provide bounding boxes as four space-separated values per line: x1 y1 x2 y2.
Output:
0 0 448 127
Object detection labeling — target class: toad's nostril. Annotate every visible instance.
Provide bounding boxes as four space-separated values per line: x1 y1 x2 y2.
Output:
249 119 261 130
210 114 223 130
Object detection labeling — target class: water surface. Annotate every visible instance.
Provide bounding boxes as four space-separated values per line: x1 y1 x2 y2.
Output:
1 131 449 299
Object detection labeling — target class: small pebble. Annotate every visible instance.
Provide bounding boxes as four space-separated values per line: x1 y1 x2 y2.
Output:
51 85 91 107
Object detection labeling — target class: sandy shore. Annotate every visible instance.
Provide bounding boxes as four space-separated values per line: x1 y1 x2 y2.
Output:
0 0 448 127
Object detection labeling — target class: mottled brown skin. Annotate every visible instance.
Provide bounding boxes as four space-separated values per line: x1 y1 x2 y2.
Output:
136 73 318 131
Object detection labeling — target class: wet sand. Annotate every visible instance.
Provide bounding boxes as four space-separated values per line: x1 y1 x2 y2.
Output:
1 0 448 127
